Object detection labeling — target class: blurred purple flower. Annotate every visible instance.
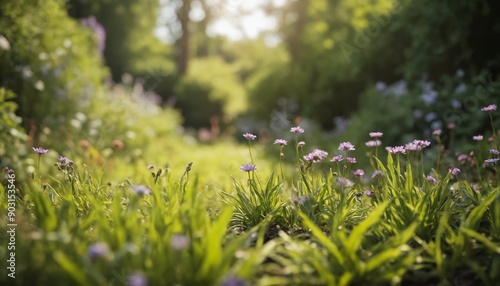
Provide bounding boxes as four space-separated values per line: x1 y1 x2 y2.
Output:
432 129 442 136
243 133 256 140
171 234 189 250
371 170 384 178
485 158 500 164
87 242 110 260
338 142 355 151
387 146 406 154
274 139 287 146
481 104 497 112
448 167 461 176
297 141 305 148
364 190 375 196
32 147 48 154
346 157 357 163
131 185 152 195
290 126 304 134
472 135 483 141
365 140 381 147
426 175 437 184
336 177 353 187
221 275 246 286
240 163 257 172
490 149 500 155
369 132 383 138
330 155 344 163
303 149 328 163
353 169 364 177
128 273 148 286
58 156 73 164
80 16 106 55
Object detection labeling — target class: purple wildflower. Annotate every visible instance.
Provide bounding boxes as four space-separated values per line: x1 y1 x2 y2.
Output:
243 133 257 140
490 149 500 155
87 242 110 260
32 147 48 154
303 149 328 163
365 140 381 147
274 139 287 146
171 234 189 250
481 104 497 112
426 175 437 184
240 163 257 172
330 155 344 163
448 167 461 176
405 140 431 151
130 185 152 195
472 135 483 141
297 141 305 148
353 169 364 177
292 195 309 205
338 142 355 151
290 126 304 134
346 157 357 163
221 275 246 286
369 132 383 138
485 158 500 164
58 156 73 164
387 146 406 154
127 273 148 286
457 154 468 162
336 177 353 187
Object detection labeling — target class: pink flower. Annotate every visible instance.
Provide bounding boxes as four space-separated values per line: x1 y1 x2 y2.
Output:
426 175 437 184
472 135 483 141
369 132 383 138
387 146 406 154
346 157 357 163
330 155 344 163
432 129 442 136
274 139 287 146
243 133 257 140
338 142 355 151
448 167 461 176
303 149 329 163
481 104 497 112
365 140 381 147
353 169 364 177
290 126 304 134
297 141 305 148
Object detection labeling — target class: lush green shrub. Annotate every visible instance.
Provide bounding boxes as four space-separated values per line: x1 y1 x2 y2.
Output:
0 88 27 173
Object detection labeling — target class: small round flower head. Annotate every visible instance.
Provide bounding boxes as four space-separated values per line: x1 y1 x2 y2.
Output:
336 177 353 187
297 141 305 148
457 154 468 162
221 275 246 286
290 126 304 134
485 158 500 164
243 133 257 140
87 242 110 260
127 272 148 286
292 195 309 205
490 149 500 155
432 129 442 136
6 168 14 175
303 149 328 163
171 234 189 250
364 190 375 197
405 140 431 151
58 156 73 164
330 155 344 163
353 169 364 177
481 104 497 112
274 139 287 146
447 122 456 129
240 163 257 172
448 167 461 176
387 146 406 154
426 175 437 184
346 157 357 163
369 132 383 138
32 147 48 154
338 142 355 151
130 185 152 195
365 140 381 147
472 135 483 141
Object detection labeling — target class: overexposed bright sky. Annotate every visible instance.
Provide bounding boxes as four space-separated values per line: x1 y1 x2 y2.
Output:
155 0 286 43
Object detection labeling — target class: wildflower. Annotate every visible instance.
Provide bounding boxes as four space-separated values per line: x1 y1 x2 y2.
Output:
58 156 73 164
6 168 14 175
274 139 287 146
472 135 483 141
490 149 500 155
387 146 406 154
240 163 257 172
32 147 48 154
290 126 304 134
297 141 305 148
426 175 437 184
330 155 344 163
346 157 357 163
127 272 148 286
481 104 497 112
457 154 468 162
171 234 189 250
448 167 461 176
432 129 442 136
130 185 152 195
87 242 110 260
447 123 456 129
353 169 364 177
371 170 384 178
369 132 383 138
336 177 353 187
221 275 246 286
485 158 500 164
338 142 355 151
292 195 309 205
243 133 256 140
364 190 375 196
365 140 381 147
405 140 431 151
303 149 328 163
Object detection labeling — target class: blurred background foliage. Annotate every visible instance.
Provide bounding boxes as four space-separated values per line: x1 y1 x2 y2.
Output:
1 0 500 172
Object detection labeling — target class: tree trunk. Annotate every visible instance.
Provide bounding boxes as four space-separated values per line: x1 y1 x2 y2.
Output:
176 0 191 75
